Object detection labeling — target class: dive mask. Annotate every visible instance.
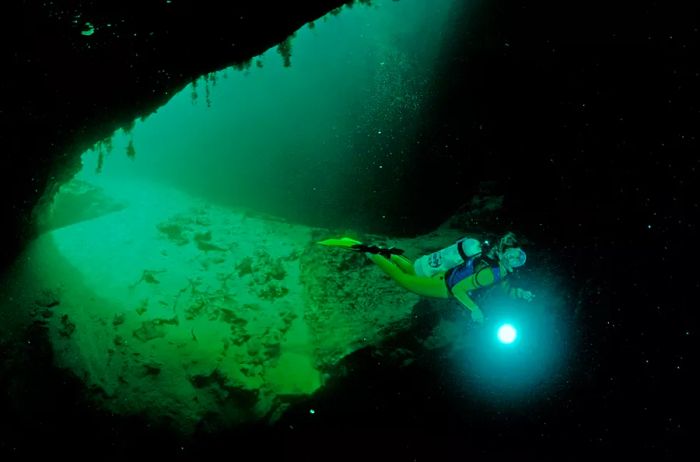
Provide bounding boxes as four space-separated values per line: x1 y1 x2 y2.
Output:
503 247 527 268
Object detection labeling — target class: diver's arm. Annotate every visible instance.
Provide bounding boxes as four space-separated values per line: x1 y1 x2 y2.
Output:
500 280 517 298
452 288 484 323
451 268 496 323
500 280 535 301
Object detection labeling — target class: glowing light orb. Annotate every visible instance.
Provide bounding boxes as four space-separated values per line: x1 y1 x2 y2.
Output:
497 324 517 344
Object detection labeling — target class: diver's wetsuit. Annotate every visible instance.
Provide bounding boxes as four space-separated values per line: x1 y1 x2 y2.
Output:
316 236 508 314
444 256 501 293
366 253 503 313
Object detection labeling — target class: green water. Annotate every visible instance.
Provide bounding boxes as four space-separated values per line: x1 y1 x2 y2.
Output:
80 0 462 229
3 0 479 433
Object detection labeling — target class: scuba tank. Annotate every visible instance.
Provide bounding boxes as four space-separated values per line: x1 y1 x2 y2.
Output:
414 237 483 277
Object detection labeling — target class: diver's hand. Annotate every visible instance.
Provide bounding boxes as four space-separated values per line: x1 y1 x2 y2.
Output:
520 290 535 302
515 288 535 302
470 307 485 324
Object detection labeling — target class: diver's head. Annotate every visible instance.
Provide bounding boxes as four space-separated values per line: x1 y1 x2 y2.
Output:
500 247 527 273
497 232 519 254
486 232 519 260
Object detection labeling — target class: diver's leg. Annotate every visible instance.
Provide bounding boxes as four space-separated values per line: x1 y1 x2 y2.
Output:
367 254 448 298
390 254 416 275
318 237 418 277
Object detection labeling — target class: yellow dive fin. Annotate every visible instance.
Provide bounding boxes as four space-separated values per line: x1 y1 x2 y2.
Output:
317 237 362 248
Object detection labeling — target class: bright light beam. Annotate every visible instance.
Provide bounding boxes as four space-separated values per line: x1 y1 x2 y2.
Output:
497 324 517 344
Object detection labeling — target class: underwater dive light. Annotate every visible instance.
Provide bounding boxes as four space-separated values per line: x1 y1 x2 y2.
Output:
497 324 517 344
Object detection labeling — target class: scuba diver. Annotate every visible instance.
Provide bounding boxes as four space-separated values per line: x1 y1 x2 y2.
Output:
318 232 535 324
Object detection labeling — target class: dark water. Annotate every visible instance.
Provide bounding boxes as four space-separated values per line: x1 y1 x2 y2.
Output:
2 0 696 459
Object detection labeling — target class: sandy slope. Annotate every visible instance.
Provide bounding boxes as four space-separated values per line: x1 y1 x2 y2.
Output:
3 176 445 431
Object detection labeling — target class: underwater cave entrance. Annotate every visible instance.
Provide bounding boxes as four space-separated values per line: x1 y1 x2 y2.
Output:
12 0 466 431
